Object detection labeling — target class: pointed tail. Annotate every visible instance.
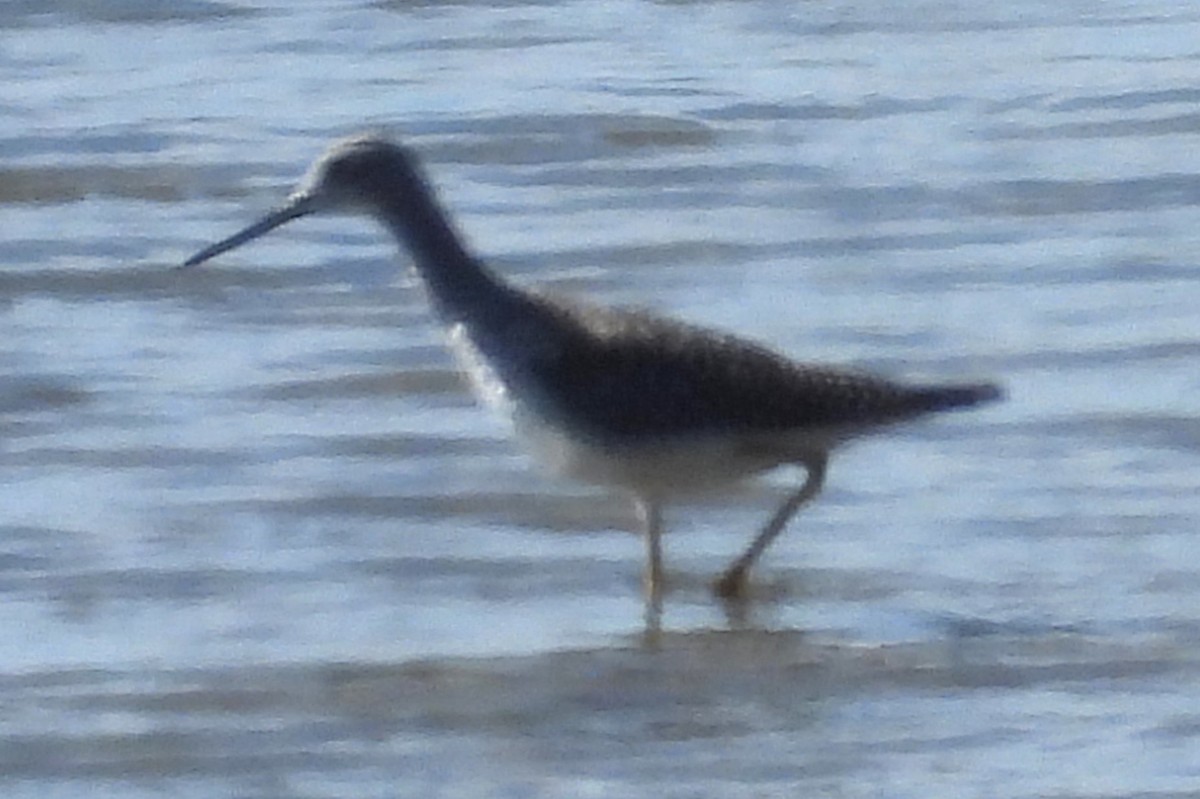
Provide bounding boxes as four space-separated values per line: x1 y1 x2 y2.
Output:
911 381 1003 413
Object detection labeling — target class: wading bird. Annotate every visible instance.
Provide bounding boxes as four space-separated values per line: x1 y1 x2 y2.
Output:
183 134 1001 619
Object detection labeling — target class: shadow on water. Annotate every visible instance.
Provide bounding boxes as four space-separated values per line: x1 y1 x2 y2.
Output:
2 628 1197 786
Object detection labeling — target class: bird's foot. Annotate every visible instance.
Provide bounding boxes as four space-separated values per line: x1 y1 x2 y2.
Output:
713 566 750 601
643 570 664 620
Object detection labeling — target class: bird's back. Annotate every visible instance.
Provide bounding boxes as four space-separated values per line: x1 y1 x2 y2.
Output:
469 295 1000 448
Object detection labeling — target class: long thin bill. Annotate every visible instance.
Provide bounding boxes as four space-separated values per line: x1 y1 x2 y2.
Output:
181 194 316 268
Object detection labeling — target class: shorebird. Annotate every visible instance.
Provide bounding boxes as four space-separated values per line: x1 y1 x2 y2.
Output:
183 134 1001 616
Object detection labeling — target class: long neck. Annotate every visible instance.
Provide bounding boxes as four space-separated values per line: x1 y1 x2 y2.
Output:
374 177 512 322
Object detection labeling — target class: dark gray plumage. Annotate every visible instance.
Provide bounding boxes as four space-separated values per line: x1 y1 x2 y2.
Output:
517 299 998 443
182 134 1002 619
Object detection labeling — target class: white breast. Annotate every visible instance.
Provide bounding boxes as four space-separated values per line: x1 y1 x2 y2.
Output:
446 322 514 415
443 322 803 498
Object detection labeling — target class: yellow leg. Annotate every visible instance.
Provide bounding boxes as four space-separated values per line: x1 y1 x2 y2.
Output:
634 496 664 623
714 454 828 600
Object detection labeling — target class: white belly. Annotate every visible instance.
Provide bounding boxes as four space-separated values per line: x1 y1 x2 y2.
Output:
511 413 789 496
445 322 817 497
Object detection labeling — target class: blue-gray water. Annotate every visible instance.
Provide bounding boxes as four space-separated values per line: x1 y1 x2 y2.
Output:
3 1 1200 796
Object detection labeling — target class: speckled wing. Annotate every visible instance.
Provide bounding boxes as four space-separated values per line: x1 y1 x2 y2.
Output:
528 301 1000 444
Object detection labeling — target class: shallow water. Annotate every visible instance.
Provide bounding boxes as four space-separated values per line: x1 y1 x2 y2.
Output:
3 1 1200 795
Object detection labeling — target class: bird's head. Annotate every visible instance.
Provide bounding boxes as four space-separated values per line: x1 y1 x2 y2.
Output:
182 133 423 268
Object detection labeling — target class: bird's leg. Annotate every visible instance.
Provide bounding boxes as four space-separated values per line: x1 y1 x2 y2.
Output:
714 453 829 600
634 496 665 624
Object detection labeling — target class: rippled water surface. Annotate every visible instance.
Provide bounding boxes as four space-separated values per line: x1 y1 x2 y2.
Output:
3 1 1200 796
